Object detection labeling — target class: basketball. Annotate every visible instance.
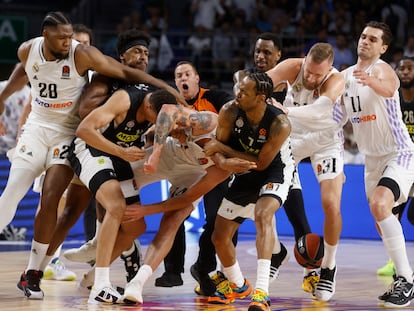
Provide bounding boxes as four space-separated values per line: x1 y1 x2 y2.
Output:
294 233 324 269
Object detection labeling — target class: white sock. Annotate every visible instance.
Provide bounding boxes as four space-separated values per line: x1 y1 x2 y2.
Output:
223 261 244 288
321 241 337 270
27 240 49 271
303 268 318 276
131 264 153 285
255 259 270 293
378 215 413 282
94 267 111 288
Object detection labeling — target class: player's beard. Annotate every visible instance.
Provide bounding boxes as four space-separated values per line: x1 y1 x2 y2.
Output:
401 78 414 89
51 50 69 60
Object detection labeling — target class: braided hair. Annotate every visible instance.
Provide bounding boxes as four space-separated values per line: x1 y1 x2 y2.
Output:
41 11 71 33
247 72 274 99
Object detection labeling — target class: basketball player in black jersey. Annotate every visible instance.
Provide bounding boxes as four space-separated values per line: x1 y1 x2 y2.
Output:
234 32 313 285
72 87 177 304
205 72 295 311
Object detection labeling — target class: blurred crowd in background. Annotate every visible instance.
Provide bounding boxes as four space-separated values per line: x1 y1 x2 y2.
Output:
102 0 413 86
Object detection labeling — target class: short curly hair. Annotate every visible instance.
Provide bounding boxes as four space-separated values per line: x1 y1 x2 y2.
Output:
116 29 151 56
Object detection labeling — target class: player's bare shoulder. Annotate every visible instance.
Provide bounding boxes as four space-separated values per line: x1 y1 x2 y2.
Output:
267 58 302 84
74 44 106 75
17 39 34 64
220 100 238 116
272 112 291 136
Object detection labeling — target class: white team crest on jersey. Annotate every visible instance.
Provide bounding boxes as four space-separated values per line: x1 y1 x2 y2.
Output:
126 121 135 129
236 117 244 128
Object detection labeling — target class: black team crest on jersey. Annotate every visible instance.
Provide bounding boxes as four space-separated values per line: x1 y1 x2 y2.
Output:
61 65 70 79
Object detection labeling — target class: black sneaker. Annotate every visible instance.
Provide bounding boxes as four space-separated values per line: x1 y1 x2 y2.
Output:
190 264 216 296
154 272 183 287
17 270 44 299
269 243 289 282
383 275 414 308
378 274 397 301
313 266 336 301
120 240 141 282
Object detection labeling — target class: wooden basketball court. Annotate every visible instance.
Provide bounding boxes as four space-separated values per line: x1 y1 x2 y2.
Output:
0 234 413 311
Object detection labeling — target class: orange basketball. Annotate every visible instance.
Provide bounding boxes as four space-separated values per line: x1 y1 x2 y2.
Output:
294 233 324 268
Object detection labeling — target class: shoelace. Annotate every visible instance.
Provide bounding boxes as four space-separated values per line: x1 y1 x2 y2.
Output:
251 290 267 302
389 278 405 297
383 283 395 296
216 280 232 295
52 260 66 272
305 272 319 282
211 272 227 286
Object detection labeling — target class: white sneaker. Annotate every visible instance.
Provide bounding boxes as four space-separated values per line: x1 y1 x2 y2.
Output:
123 280 143 304
43 258 77 281
77 268 95 294
269 243 290 283
88 285 123 304
64 239 97 264
313 266 336 301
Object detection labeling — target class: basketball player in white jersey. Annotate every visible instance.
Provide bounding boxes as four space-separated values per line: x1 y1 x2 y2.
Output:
39 23 94 283
342 21 414 308
0 11 183 300
266 42 346 302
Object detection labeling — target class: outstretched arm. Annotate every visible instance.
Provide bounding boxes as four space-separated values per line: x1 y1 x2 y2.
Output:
75 44 187 106
124 165 231 221
286 72 345 130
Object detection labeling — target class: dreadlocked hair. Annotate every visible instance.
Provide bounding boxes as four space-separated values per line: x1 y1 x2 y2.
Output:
248 72 274 99
41 11 71 33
